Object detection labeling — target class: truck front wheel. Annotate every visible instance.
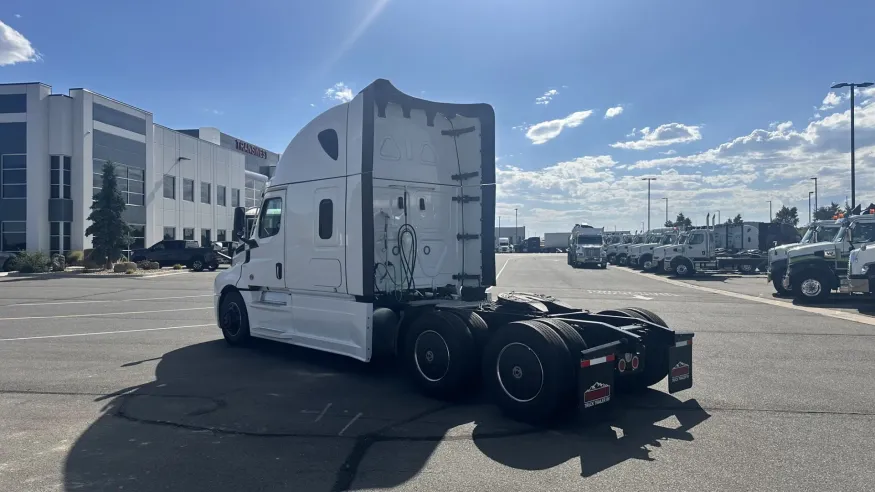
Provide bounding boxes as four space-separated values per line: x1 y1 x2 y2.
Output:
617 254 628 266
771 269 791 296
640 254 654 271
673 259 694 277
793 270 831 303
403 311 477 399
220 290 251 346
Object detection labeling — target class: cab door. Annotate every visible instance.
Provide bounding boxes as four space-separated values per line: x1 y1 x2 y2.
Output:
686 232 708 260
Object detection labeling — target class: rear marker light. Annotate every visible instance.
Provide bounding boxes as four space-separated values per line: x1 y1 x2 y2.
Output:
617 359 627 372
675 340 691 348
631 356 640 370
581 354 616 368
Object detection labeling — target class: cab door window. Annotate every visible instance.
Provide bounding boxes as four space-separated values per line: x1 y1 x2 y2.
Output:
688 233 704 245
258 197 283 238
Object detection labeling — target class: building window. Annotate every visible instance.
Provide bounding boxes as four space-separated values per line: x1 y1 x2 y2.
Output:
245 176 265 209
217 229 226 242
51 156 60 199
92 159 144 206
183 179 194 202
129 224 146 250
258 198 282 238
200 182 211 204
1 154 26 199
1 221 26 251
50 221 72 256
217 185 226 206
163 175 175 199
163 226 176 240
201 228 211 247
319 199 333 240
231 188 240 207
183 228 194 241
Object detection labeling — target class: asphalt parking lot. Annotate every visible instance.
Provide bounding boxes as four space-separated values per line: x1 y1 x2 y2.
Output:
1 255 874 491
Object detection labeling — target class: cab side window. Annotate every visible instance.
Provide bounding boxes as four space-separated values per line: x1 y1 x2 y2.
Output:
258 197 283 238
688 233 704 245
853 223 875 243
319 199 333 240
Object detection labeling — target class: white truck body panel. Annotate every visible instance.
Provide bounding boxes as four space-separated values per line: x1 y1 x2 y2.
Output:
215 79 496 361
543 232 568 250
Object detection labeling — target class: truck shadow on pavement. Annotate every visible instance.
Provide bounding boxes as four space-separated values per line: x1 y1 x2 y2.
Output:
63 339 710 491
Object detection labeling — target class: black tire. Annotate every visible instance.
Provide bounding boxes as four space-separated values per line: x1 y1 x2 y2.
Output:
600 263 607 269
738 263 755 274
614 308 670 391
403 310 477 399
792 269 831 304
771 269 791 296
208 261 219 271
618 254 628 266
607 254 617 265
219 290 251 345
673 259 693 277
640 254 655 272
533 318 588 410
482 320 573 424
443 310 490 352
190 256 206 272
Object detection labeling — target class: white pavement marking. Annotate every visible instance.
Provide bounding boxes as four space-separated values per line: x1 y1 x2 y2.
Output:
585 290 679 297
632 294 653 300
139 271 193 279
338 412 363 436
497 258 512 280
624 268 875 327
0 307 211 321
314 403 332 423
4 294 213 308
0 324 214 342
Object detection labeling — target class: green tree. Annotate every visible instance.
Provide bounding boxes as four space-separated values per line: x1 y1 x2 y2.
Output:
664 220 673 227
732 214 743 225
86 161 131 268
671 213 692 228
772 205 799 226
813 201 842 220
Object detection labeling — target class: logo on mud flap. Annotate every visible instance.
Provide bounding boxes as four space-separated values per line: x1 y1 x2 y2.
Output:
583 382 611 408
671 362 690 383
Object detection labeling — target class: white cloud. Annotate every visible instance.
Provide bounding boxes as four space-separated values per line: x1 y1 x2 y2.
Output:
14 14 21 18
820 91 847 111
0 20 39 66
611 123 702 150
604 106 624 119
535 89 558 105
660 149 677 156
310 103 316 107
324 82 355 103
525 110 593 145
205 109 223 115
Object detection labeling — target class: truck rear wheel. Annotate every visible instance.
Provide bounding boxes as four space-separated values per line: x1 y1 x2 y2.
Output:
607 254 616 264
220 290 251 346
771 269 791 295
403 311 477 399
443 310 490 351
614 308 670 391
482 320 573 423
793 270 831 304
190 256 205 272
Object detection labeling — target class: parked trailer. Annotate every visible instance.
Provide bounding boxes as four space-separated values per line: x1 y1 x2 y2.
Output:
522 236 541 253
215 79 694 424
543 232 569 253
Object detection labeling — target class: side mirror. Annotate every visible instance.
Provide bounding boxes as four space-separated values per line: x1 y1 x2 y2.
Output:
232 207 246 241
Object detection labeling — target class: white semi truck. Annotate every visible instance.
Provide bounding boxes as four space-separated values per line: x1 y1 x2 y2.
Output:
603 231 630 264
567 224 607 268
613 233 644 266
652 230 689 274
628 228 677 270
498 237 511 253
213 79 694 423
766 220 841 295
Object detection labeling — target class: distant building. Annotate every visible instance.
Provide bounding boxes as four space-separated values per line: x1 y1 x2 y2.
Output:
494 226 526 249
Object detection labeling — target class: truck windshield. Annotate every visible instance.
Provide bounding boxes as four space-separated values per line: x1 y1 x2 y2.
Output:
633 236 644 244
661 234 676 245
678 234 689 244
577 235 602 245
800 227 815 243
816 226 839 243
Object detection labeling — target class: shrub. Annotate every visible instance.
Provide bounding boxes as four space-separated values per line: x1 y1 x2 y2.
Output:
125 268 136 275
10 251 51 274
51 254 66 272
83 259 103 271
66 250 84 266
137 260 152 270
150 262 160 270
113 263 129 273
173 264 184 270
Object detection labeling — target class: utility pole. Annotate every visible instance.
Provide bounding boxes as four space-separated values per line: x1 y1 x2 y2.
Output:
514 208 518 245
664 198 669 225
717 210 721 224
642 177 656 232
767 200 772 222
810 176 818 213
831 82 874 209
809 191 814 225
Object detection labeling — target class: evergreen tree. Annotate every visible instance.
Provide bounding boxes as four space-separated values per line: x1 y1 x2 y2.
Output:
86 161 131 268
772 205 799 226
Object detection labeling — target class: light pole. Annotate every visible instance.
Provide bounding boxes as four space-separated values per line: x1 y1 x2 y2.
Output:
810 176 818 213
663 197 668 225
716 210 721 224
809 191 814 225
514 208 518 245
642 177 656 232
831 82 874 209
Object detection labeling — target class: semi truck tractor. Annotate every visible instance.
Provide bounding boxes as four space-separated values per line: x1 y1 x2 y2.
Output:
613 233 643 266
653 230 689 274
567 224 607 268
498 237 511 253
767 220 841 295
785 211 875 303
603 231 630 264
663 216 773 277
628 228 677 270
213 79 694 424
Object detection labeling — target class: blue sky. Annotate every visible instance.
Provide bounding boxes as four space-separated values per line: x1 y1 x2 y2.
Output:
2 0 874 234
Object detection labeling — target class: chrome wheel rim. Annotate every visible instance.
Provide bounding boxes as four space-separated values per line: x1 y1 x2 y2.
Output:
496 342 544 403
222 301 242 336
677 264 688 275
801 278 822 297
414 330 450 382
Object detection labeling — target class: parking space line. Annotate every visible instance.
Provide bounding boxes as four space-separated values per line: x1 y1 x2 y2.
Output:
338 412 363 436
0 307 211 321
622 268 875 327
4 294 213 308
0 324 214 341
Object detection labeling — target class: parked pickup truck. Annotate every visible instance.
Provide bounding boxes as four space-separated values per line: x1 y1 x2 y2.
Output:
130 240 219 271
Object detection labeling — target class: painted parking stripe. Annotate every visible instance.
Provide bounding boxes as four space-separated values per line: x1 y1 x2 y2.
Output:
4 294 212 308
0 307 211 321
0 324 214 341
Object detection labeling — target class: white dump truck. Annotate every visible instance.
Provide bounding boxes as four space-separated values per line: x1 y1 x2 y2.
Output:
567 224 607 269
213 79 694 424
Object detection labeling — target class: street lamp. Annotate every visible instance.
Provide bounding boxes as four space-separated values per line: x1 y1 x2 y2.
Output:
831 81 874 209
514 208 518 245
810 177 818 213
767 200 772 221
716 210 721 224
809 191 814 225
663 197 669 225
642 177 656 231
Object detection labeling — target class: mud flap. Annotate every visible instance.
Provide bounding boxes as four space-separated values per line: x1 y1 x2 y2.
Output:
668 332 694 393
578 341 619 418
